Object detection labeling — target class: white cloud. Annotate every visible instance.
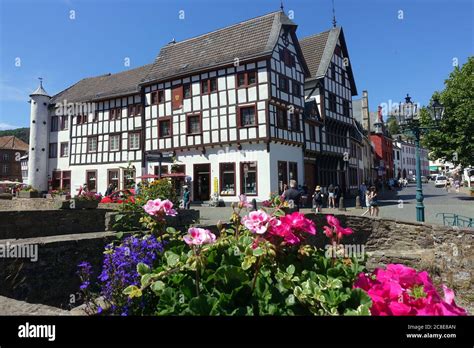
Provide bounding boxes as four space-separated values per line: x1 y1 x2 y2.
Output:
0 123 21 131
0 82 29 102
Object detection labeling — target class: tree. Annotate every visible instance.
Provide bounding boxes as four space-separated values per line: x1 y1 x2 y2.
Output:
420 57 474 167
386 115 400 136
0 127 30 144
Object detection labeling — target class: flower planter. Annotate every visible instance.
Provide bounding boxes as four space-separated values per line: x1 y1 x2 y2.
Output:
71 199 99 209
18 191 39 198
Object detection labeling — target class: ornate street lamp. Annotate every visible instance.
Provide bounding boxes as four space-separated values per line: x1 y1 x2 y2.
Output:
397 94 444 222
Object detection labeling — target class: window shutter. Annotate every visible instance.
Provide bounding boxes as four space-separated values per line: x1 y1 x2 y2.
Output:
172 86 183 110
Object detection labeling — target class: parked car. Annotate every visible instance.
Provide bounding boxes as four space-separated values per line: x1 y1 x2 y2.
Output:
100 189 135 204
434 176 448 188
420 176 429 183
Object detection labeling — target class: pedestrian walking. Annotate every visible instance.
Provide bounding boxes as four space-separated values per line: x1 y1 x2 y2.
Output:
328 184 335 209
359 182 367 207
361 190 372 216
312 186 324 213
369 186 379 217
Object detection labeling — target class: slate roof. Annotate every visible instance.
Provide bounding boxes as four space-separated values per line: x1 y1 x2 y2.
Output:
299 29 331 80
49 11 310 104
0 136 29 151
142 11 297 84
50 64 153 104
300 27 357 95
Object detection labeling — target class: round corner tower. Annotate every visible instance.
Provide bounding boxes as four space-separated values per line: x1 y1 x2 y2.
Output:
28 79 51 192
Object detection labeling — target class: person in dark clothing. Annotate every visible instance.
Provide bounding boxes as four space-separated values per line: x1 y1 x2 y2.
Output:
183 186 191 209
312 186 324 212
282 180 301 210
105 183 114 196
334 185 341 207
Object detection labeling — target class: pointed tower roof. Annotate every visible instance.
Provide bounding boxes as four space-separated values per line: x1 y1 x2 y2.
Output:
30 78 50 97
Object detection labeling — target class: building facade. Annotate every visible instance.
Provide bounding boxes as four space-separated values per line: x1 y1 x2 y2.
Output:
370 106 394 180
0 136 29 182
299 27 359 195
29 11 319 202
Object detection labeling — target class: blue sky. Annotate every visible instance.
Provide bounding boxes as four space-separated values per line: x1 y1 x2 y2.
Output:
0 0 472 129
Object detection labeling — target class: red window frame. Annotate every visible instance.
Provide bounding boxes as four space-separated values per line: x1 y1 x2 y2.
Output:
219 162 236 196
236 71 257 88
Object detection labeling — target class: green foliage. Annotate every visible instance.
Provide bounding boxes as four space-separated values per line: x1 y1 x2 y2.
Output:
0 127 29 144
420 57 474 166
113 178 178 232
125 232 371 316
386 115 400 136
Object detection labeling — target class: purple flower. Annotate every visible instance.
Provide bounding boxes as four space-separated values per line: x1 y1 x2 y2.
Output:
97 235 165 315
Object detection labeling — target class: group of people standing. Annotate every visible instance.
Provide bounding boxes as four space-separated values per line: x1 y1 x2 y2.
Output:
359 182 379 217
309 184 342 213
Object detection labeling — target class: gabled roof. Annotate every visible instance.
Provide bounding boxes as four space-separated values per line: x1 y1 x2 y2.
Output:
50 64 153 104
50 11 311 103
0 136 29 151
300 27 357 95
142 11 306 84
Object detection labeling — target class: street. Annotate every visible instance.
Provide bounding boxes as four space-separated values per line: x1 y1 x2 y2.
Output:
194 183 474 227
376 182 474 225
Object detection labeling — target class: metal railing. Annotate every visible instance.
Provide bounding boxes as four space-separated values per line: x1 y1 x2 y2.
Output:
436 213 473 228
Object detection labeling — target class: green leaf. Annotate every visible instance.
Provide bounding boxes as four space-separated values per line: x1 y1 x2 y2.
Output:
165 251 180 267
141 274 153 287
252 247 264 257
123 285 142 298
166 227 177 234
273 209 285 217
286 264 295 275
241 255 256 270
151 280 166 295
137 262 151 275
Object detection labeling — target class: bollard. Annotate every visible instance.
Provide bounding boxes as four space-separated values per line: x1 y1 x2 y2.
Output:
251 198 257 211
355 196 361 209
338 196 346 211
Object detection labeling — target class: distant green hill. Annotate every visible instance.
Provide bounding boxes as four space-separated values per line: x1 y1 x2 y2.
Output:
0 128 30 144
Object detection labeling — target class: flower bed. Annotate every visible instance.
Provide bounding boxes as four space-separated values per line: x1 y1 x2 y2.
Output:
78 195 467 316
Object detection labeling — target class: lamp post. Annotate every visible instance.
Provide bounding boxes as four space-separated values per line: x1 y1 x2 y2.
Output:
398 94 445 222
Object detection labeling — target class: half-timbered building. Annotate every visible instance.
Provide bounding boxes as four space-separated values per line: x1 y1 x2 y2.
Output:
300 27 359 194
29 11 313 202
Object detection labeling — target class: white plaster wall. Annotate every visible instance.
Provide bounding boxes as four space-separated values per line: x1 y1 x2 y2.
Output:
145 144 271 202
268 142 304 193
28 94 51 191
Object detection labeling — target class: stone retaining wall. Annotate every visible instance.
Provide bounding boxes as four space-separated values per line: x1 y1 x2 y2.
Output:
0 212 472 313
0 209 199 240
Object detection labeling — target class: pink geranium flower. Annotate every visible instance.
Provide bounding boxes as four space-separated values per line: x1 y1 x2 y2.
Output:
238 194 252 209
280 212 316 235
183 227 216 246
266 212 316 246
242 210 278 234
143 198 177 217
354 264 468 316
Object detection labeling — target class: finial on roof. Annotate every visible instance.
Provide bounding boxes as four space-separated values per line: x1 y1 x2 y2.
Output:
332 0 337 28
280 0 284 12
30 77 50 98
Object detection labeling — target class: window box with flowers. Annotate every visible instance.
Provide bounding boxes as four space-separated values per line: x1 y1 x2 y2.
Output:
18 186 39 198
70 192 103 209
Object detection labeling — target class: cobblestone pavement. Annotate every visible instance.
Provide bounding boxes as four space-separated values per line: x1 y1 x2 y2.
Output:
194 183 474 227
